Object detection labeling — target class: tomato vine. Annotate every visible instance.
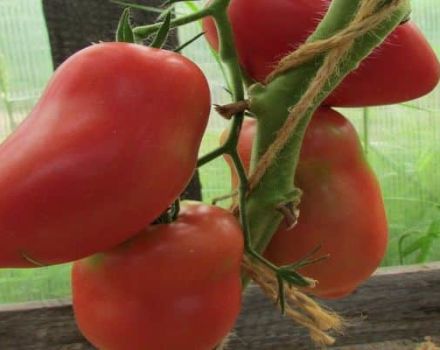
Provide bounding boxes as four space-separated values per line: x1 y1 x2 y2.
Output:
128 0 412 305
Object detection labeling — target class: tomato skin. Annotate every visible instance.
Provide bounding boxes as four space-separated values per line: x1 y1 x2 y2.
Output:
0 43 210 267
203 0 440 106
325 22 440 106
222 108 388 299
72 202 243 350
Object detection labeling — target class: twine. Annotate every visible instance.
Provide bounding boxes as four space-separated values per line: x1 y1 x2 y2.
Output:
242 256 345 346
417 338 440 350
247 0 405 193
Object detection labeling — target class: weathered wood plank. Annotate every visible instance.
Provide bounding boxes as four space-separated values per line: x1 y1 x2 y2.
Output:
0 263 439 349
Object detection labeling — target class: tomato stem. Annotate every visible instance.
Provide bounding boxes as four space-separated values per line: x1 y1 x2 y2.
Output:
133 5 213 39
197 146 227 167
245 0 411 260
200 1 314 296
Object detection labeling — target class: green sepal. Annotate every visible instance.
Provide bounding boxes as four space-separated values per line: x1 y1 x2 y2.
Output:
150 11 172 48
116 8 135 43
278 268 310 288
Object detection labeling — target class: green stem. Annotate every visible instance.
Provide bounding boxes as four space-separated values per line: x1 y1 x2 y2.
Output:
231 147 307 285
206 1 291 278
133 6 213 39
246 0 410 255
196 0 246 168
197 146 227 167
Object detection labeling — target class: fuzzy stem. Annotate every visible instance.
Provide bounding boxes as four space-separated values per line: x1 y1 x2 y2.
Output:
246 0 410 254
133 6 213 39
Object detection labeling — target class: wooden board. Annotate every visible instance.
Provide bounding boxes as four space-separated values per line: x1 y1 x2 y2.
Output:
0 263 439 349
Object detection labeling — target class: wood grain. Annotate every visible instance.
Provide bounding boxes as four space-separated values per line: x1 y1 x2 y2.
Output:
227 263 440 349
0 263 439 349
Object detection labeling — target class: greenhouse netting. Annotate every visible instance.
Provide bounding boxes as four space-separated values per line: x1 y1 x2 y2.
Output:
0 0 438 303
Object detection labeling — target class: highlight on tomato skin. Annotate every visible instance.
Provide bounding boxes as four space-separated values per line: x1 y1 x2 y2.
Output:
0 42 211 267
222 108 388 300
203 0 440 107
72 202 244 350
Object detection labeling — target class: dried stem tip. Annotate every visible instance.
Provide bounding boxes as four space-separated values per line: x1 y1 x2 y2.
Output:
215 100 250 119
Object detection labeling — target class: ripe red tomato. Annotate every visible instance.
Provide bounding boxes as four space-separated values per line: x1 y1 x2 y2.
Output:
204 0 440 107
0 43 210 267
222 108 388 299
72 202 243 350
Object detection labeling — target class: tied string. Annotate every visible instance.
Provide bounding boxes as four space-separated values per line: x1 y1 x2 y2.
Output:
264 0 404 83
416 338 440 350
242 256 345 346
247 0 405 194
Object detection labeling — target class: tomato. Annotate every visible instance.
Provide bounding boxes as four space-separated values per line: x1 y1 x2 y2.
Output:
203 0 440 107
0 43 210 267
72 202 243 350
222 108 388 299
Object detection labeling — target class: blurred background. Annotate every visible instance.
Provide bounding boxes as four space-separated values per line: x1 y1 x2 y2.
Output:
0 0 438 303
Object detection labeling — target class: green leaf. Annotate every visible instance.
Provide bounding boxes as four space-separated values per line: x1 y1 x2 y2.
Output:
399 233 425 257
413 221 440 263
116 8 135 43
398 220 440 264
150 11 172 48
415 237 434 263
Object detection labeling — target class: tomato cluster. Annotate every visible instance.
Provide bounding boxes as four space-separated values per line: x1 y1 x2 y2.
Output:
0 43 211 267
0 1 438 349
